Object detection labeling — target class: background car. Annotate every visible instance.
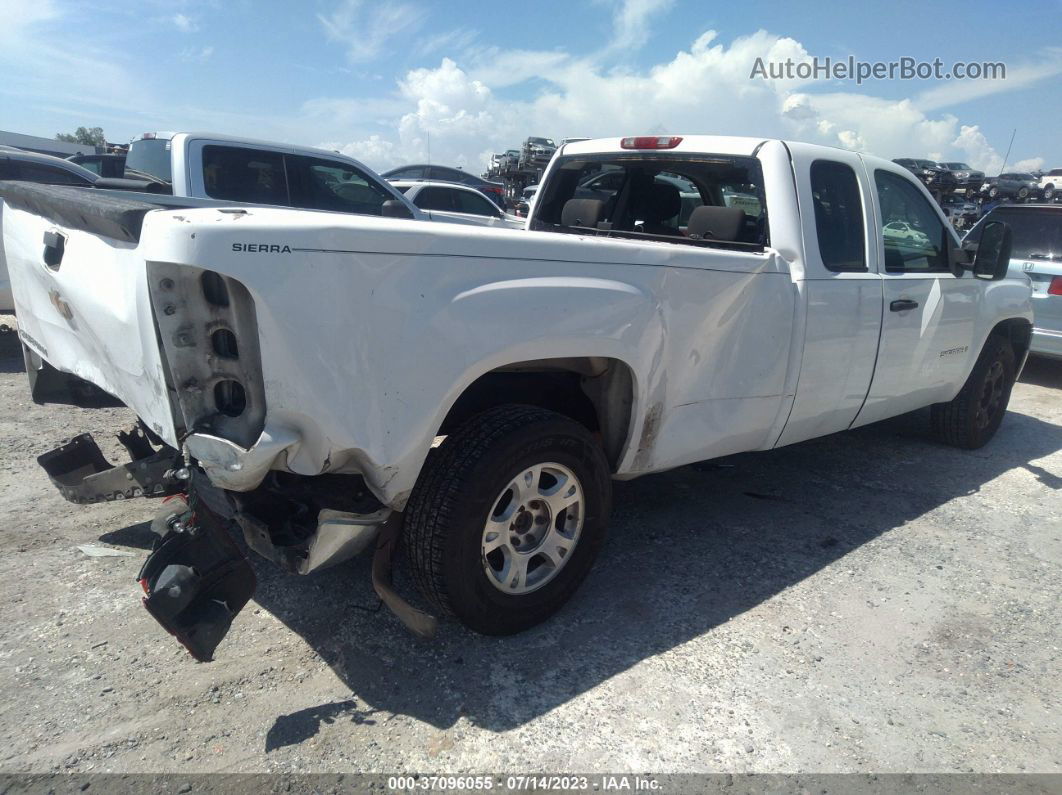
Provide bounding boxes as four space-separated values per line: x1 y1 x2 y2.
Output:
883 220 931 247
0 150 100 311
67 152 127 178
519 137 556 169
1036 168 1062 201
938 161 985 196
514 184 538 217
892 158 959 196
390 180 524 229
982 172 1043 201
964 204 1062 358
381 164 506 208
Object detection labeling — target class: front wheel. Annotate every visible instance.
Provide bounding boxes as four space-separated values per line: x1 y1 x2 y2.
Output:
1017 186 1030 200
930 337 1016 449
1044 184 1055 200
404 405 611 635
988 186 999 199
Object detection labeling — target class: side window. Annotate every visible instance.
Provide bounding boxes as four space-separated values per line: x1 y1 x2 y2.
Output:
287 156 393 216
412 187 456 212
874 169 949 272
810 160 866 272
77 159 102 175
388 167 424 180
0 159 11 180
16 162 92 185
202 145 288 205
452 189 498 216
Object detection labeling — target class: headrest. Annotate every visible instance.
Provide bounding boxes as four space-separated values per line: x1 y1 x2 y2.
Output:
561 198 605 228
686 205 747 241
637 182 682 222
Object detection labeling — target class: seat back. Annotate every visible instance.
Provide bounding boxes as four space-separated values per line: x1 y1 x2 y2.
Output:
686 206 746 241
561 198 605 227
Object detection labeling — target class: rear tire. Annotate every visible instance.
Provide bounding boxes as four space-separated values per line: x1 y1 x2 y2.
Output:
1044 184 1055 201
931 336 1016 449
404 405 611 635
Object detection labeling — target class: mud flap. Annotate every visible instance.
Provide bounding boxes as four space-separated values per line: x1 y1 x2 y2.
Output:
137 496 256 662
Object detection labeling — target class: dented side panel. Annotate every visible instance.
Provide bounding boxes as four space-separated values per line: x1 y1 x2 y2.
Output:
3 203 178 442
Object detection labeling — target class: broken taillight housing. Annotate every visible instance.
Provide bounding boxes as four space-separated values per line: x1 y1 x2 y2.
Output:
1049 276 1062 296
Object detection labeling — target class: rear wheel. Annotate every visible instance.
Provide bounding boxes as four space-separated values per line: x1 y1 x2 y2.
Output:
1044 184 1056 201
404 405 611 635
931 336 1016 449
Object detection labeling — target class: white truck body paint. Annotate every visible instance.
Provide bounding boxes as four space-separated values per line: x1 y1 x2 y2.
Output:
2 136 1033 512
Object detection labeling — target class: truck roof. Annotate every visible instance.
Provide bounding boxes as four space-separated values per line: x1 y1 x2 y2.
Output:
557 135 896 171
131 131 351 162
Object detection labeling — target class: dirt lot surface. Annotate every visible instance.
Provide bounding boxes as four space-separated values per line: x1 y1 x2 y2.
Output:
0 315 1059 776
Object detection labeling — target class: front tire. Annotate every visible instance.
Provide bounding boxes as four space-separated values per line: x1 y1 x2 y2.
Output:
1044 184 1055 200
404 405 611 635
931 336 1016 449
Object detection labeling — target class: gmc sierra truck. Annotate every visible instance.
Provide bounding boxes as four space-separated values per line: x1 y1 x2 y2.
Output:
0 135 1031 661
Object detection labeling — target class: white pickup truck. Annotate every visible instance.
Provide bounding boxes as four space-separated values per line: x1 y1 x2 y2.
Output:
0 134 1031 660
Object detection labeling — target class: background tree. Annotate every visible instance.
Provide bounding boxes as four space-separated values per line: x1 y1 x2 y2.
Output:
55 127 107 147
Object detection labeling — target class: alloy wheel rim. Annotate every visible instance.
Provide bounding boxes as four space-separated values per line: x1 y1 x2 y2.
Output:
481 462 584 595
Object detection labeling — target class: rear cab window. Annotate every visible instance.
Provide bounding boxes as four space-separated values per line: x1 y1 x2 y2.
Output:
125 138 174 184
810 160 866 272
530 152 768 249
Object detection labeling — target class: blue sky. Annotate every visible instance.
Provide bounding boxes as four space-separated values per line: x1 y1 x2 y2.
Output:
2 0 1060 174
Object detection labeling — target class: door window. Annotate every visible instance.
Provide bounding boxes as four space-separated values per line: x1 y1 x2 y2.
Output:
202 145 288 205
412 187 456 212
288 156 393 215
874 170 950 272
452 189 498 216
15 162 93 185
810 160 866 272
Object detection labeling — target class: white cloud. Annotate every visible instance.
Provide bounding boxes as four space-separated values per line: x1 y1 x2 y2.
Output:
315 28 1053 177
607 0 675 52
318 0 423 62
172 13 197 33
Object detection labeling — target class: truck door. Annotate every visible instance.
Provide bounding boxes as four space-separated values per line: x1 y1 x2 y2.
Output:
775 150 883 447
853 166 979 427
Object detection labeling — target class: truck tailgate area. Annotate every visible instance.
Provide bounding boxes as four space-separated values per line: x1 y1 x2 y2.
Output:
0 183 180 443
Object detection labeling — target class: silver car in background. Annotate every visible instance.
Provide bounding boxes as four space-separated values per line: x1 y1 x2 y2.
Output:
965 204 1062 358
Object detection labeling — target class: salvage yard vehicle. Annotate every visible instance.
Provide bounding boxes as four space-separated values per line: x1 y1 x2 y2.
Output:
892 158 959 198
983 172 1044 201
390 180 524 229
0 134 1032 661
938 162 985 196
1036 168 1062 201
123 131 422 218
965 204 1062 358
381 164 507 208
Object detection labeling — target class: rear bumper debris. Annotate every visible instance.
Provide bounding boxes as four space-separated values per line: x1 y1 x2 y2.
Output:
36 428 183 504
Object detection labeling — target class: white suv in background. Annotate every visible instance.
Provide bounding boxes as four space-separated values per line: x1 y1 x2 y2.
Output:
1037 169 1062 201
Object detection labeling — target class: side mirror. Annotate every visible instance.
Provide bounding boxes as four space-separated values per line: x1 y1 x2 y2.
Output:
381 199 414 219
971 220 1012 280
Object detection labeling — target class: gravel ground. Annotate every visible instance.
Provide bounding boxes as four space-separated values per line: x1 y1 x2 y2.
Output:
0 314 1059 775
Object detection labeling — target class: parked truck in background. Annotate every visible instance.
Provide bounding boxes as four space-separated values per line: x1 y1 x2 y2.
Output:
0 134 1030 662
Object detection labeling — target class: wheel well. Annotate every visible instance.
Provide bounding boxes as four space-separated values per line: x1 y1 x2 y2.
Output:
438 358 635 470
990 317 1032 364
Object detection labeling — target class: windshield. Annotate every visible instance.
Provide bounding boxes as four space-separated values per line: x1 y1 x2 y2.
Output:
531 152 768 248
966 208 1062 261
529 138 555 146
125 138 172 183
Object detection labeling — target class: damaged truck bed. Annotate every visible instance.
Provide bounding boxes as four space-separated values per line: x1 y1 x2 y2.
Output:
0 135 1030 659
